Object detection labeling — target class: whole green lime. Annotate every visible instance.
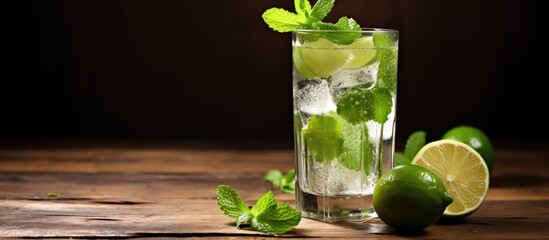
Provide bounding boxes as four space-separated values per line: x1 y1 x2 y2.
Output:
373 165 453 231
442 125 494 172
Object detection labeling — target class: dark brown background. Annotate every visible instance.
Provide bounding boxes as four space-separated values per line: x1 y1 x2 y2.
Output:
2 0 548 144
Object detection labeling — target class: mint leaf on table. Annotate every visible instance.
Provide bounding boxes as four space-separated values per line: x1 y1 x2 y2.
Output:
263 169 296 194
217 185 250 219
216 185 301 236
279 169 296 193
253 202 303 235
47 192 60 198
263 170 284 187
263 169 295 193
250 191 277 217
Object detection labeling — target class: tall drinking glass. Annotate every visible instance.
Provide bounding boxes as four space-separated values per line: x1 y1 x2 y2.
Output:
292 29 399 222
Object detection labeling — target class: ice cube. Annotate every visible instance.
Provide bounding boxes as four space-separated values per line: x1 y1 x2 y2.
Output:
329 62 379 90
295 79 336 115
308 159 375 195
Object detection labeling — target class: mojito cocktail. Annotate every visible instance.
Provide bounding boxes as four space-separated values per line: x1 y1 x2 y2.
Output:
292 29 399 222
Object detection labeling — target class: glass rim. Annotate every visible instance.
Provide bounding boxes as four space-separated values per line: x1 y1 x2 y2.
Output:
292 28 398 34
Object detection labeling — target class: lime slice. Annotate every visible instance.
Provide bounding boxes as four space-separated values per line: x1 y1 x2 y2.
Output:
345 37 377 69
299 38 350 78
293 47 317 79
411 139 489 219
442 125 495 173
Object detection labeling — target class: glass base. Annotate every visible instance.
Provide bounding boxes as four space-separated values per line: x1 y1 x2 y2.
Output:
296 184 377 222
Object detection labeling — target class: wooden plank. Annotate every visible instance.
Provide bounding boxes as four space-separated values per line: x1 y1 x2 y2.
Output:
1 148 547 201
1 199 547 238
0 169 547 202
0 148 294 174
0 172 294 202
1 146 548 238
0 147 547 176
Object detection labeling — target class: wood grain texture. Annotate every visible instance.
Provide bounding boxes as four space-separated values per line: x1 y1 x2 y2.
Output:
0 144 548 238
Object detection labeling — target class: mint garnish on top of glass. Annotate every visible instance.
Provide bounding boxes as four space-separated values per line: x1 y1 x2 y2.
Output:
262 0 361 44
263 0 398 167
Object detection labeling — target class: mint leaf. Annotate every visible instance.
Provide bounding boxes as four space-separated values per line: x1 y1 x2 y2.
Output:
312 17 361 45
263 169 296 194
394 152 410 167
336 88 368 124
309 0 335 22
217 185 250 219
303 114 344 161
263 170 283 187
250 190 277 217
370 88 393 123
252 203 302 235
336 87 393 124
279 169 296 194
262 8 306 32
404 130 427 160
373 33 396 48
377 48 398 91
263 0 362 44
294 0 312 18
236 213 252 228
374 33 398 91
47 192 59 198
218 185 301 235
339 121 373 171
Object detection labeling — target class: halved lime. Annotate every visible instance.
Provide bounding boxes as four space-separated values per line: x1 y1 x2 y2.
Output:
442 125 495 173
298 38 350 78
411 139 490 219
345 36 377 69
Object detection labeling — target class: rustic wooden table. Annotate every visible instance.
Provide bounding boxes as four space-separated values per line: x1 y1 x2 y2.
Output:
0 142 548 239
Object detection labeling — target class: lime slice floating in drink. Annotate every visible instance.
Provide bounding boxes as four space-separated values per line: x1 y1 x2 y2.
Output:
297 38 350 78
345 36 377 69
293 47 317 79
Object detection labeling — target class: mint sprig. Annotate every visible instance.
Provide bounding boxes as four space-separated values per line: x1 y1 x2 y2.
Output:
263 169 296 194
217 185 301 236
262 0 361 44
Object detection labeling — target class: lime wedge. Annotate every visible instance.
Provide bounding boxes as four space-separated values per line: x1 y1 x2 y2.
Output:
411 139 490 219
345 37 377 69
299 38 350 78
